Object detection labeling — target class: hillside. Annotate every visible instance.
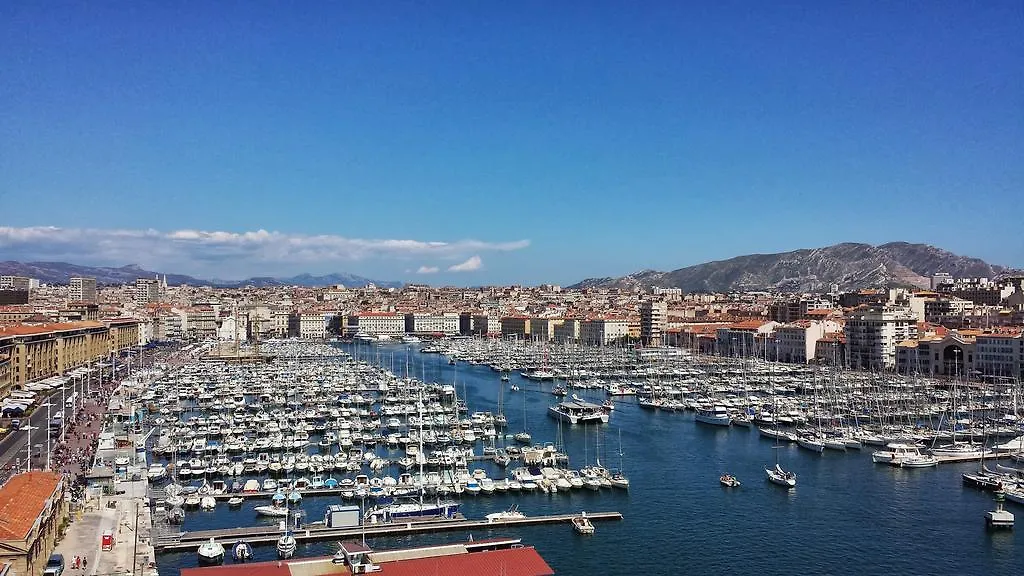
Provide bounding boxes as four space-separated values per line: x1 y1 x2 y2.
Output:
0 260 401 288
568 242 1014 293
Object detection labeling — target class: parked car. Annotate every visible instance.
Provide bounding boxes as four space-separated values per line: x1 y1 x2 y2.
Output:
43 554 65 576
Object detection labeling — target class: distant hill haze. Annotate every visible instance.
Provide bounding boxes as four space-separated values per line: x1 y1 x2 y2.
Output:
0 261 401 288
569 242 1016 293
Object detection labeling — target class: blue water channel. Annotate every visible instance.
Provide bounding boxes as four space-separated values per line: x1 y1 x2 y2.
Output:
156 342 1022 575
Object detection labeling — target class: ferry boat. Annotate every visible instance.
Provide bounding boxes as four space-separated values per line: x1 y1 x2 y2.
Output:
547 400 609 425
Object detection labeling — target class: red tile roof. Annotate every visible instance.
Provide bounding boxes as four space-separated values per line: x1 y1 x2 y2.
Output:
377 547 553 576
0 472 63 540
0 321 105 337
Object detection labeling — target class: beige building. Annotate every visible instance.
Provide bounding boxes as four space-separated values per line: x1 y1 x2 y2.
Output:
845 305 918 370
773 320 841 364
975 330 1024 379
346 312 405 337
0 321 110 395
580 317 629 345
640 301 667 346
404 312 460 335
0 276 32 292
0 472 68 576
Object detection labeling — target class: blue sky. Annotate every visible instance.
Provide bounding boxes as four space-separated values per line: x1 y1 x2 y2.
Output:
1 2 1021 284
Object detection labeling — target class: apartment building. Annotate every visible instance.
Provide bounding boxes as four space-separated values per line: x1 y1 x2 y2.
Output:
152 310 187 341
768 298 833 323
640 301 667 346
924 297 975 325
0 321 110 395
69 277 98 303
272 310 291 338
346 312 405 337
405 312 460 335
553 318 580 343
844 305 918 370
773 320 840 364
716 320 779 357
580 317 629 346
975 330 1024 379
185 306 218 339
500 316 531 340
297 312 328 339
0 276 32 291
528 318 565 342
134 277 163 305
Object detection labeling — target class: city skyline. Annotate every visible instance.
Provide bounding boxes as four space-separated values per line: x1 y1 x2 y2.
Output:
2 3 1021 284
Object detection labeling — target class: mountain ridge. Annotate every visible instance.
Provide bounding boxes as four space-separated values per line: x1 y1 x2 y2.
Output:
0 260 401 288
568 242 1017 292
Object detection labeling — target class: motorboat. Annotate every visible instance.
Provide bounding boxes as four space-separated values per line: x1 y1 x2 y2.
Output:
485 504 526 523
695 405 731 427
872 443 925 466
199 496 217 510
720 473 741 487
765 464 797 488
227 497 244 507
572 511 595 535
197 538 225 565
232 540 253 563
276 533 296 559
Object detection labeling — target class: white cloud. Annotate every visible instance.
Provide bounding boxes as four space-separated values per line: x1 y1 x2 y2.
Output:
448 255 482 272
0 226 525 278
416 265 439 274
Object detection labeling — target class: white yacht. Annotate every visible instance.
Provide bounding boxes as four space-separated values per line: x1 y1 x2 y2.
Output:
197 538 225 565
695 405 732 427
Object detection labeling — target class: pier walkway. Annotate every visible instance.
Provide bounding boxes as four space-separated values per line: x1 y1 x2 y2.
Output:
154 510 623 552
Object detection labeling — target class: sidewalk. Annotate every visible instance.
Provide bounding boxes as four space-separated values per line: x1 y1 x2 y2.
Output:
55 470 157 576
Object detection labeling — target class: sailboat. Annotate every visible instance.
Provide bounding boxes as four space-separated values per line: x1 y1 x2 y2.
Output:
609 428 630 489
513 386 532 444
766 393 797 488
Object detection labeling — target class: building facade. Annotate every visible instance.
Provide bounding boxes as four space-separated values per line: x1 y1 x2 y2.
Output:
0 322 110 395
346 312 405 337
844 305 918 370
0 472 68 576
974 331 1024 379
68 277 98 303
404 312 460 335
134 278 162 305
640 301 667 346
580 317 629 345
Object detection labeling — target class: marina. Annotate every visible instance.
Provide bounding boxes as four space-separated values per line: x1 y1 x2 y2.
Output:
142 338 1023 574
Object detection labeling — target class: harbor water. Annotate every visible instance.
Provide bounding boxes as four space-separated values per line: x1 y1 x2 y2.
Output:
156 342 1022 575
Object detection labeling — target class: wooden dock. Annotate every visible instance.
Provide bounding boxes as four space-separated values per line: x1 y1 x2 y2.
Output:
155 511 623 551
